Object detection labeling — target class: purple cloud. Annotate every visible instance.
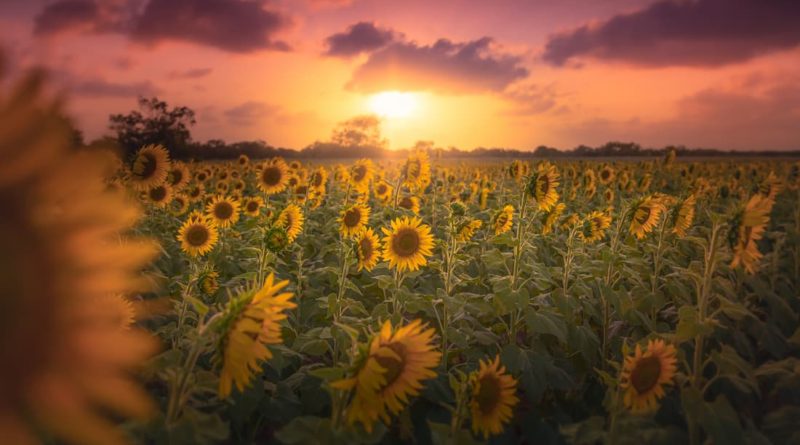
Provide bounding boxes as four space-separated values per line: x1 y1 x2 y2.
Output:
324 22 395 57
224 101 279 126
543 0 800 67
70 78 161 98
33 0 99 36
347 37 529 94
168 68 213 80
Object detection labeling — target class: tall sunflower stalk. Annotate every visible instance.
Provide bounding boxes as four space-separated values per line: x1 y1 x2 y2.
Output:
600 205 633 367
650 216 670 325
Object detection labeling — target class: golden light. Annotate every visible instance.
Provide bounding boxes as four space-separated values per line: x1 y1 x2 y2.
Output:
369 91 417 118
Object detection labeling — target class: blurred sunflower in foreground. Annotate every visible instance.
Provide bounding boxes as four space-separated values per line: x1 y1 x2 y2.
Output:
0 68 158 443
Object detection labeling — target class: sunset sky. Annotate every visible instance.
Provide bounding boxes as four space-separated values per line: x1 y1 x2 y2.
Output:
1 0 799 151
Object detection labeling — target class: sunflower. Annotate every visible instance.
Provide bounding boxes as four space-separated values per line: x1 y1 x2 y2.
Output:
332 319 440 432
217 273 296 398
402 150 431 191
187 183 204 201
355 228 381 271
560 213 581 230
580 211 612 243
339 203 371 238
493 205 514 236
237 154 249 167
146 183 172 208
129 144 171 190
177 216 219 257
542 202 566 235
469 356 519 439
199 270 220 295
195 170 209 183
620 339 677 413
167 162 190 190
169 193 190 216
527 162 560 211
671 194 696 237
730 194 774 274
276 204 304 242
206 196 240 228
349 159 374 192
381 216 435 272
456 219 483 242
293 184 310 203
603 188 615 203
242 196 264 217
308 167 328 192
398 195 421 214
599 165 615 185
759 171 782 201
0 72 158 444
508 160 527 182
257 158 290 195
630 196 667 239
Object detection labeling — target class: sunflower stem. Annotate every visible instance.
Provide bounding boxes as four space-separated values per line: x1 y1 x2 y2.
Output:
650 217 669 326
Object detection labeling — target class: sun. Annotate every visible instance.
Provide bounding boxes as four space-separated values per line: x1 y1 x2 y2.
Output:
369 91 417 118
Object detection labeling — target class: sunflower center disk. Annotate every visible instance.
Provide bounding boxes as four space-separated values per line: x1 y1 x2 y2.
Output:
150 187 167 201
186 225 210 246
475 375 502 414
359 238 373 259
135 153 157 179
352 166 366 181
215 203 233 219
630 356 662 393
344 210 361 227
375 343 407 388
262 167 282 186
393 229 420 257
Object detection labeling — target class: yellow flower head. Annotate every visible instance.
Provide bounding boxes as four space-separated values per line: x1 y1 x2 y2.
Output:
493 205 514 236
527 162 560 211
276 203 304 243
177 215 219 257
381 216 435 272
355 227 381 271
469 356 519 439
130 144 171 190
206 195 240 228
620 339 677 413
257 158 290 195
339 203 371 238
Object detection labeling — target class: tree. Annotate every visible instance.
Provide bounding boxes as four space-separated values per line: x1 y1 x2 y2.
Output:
109 96 196 160
330 114 387 149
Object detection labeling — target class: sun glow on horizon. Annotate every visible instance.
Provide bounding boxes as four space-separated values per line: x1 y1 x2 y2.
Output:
368 91 418 118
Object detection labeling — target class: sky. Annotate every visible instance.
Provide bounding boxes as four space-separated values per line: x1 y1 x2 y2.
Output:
1 0 799 151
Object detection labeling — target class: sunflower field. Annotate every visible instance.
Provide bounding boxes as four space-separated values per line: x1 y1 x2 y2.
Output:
4 72 800 445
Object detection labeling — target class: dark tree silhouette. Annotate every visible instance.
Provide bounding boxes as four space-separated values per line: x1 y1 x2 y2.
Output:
109 96 196 160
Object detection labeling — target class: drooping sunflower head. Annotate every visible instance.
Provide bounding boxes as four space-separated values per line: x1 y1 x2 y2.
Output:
381 216 435 272
177 215 219 257
493 205 514 236
129 144 171 190
456 219 483 242
398 195 421 215
469 355 519 439
216 273 296 398
620 339 677 413
309 167 328 191
670 194 696 237
355 227 381 271
257 158 290 195
349 159 374 192
542 202 566 235
527 162 560 211
629 195 667 240
276 204 304 242
339 203 371 238
730 193 774 274
402 150 431 191
331 319 440 432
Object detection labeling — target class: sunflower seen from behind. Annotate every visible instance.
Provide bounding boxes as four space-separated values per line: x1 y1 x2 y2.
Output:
469 356 519 439
671 194 696 237
381 216 435 272
216 273 296 398
620 339 677 413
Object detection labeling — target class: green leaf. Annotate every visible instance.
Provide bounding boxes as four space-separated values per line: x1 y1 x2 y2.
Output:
525 309 568 343
675 305 714 343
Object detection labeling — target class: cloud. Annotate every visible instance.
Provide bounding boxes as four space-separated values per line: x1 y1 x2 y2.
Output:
560 81 800 150
33 0 100 36
543 0 800 67
347 37 529 94
168 68 213 80
224 101 280 126
503 82 565 115
70 78 161 98
32 0 291 53
324 22 395 58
